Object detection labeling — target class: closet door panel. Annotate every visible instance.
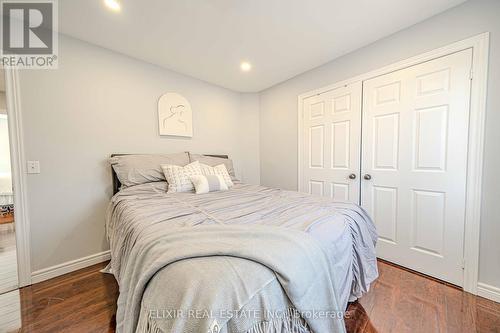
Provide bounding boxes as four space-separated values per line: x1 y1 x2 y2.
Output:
361 49 473 286
300 82 361 203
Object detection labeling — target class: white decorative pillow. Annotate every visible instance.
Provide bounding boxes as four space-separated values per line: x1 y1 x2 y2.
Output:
199 163 234 187
189 175 228 194
161 161 202 193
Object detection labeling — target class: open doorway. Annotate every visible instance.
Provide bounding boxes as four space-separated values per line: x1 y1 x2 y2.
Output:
0 68 18 294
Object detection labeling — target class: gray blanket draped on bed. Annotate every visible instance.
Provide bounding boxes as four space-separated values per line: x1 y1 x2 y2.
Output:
116 224 345 333
106 183 377 333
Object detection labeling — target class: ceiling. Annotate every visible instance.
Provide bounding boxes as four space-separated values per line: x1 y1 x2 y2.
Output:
59 0 466 92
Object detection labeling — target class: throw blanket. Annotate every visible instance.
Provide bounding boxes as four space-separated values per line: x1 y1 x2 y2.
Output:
116 224 345 333
107 183 377 333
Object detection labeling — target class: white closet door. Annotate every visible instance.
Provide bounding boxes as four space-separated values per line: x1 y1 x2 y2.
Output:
300 82 361 203
361 49 472 286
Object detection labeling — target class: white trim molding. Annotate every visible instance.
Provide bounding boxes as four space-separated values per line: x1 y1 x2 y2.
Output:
462 33 489 295
4 68 32 287
31 251 110 284
298 32 489 295
477 283 500 304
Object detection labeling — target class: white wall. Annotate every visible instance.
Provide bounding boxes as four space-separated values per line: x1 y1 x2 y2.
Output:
18 35 260 272
239 93 261 181
259 0 500 289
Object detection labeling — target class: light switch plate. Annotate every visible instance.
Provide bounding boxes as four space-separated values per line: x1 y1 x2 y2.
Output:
27 161 40 174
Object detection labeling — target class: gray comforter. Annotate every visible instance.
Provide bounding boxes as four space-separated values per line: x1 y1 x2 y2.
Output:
106 183 378 333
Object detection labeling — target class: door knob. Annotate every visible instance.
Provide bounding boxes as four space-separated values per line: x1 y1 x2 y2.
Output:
364 174 372 180
348 173 356 180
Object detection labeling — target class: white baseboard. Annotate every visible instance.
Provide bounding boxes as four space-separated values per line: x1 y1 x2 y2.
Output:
31 250 110 284
477 282 500 303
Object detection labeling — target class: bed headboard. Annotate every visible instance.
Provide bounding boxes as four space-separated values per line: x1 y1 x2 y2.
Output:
110 153 229 195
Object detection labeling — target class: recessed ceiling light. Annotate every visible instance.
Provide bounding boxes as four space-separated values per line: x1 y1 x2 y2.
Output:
240 62 252 72
104 0 121 12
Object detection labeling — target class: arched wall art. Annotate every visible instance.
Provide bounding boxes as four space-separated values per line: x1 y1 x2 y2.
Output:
158 92 193 137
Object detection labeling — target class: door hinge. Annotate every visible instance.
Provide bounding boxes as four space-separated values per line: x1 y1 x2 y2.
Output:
469 69 474 80
461 259 466 269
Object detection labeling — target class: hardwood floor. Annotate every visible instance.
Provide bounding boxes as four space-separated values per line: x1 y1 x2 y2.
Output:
11 260 500 333
0 224 18 294
347 261 500 333
19 263 117 333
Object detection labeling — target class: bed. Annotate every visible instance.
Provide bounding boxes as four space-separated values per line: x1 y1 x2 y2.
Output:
106 153 378 333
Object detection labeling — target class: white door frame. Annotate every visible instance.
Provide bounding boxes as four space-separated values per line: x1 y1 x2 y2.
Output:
4 68 32 287
297 32 489 294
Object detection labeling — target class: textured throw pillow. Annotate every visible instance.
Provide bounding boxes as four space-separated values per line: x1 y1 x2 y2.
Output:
199 163 234 187
189 154 237 180
161 161 202 193
110 152 189 188
189 175 228 194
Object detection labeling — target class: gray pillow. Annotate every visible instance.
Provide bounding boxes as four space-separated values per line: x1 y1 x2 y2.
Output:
188 153 236 179
110 152 189 188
